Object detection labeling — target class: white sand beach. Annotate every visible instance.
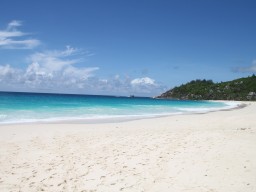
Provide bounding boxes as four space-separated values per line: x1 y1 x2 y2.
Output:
0 102 255 192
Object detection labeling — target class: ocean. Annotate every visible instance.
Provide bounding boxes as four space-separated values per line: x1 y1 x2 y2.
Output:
0 92 237 124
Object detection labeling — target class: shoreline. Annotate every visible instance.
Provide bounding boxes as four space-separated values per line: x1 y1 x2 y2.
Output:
0 101 255 191
0 100 245 126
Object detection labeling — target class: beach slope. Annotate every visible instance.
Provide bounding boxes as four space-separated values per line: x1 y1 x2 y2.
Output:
0 102 256 192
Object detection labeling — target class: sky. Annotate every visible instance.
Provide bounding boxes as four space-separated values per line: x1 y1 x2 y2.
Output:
0 0 256 96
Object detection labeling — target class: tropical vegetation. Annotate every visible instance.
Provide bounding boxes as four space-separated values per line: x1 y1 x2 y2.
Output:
158 75 256 101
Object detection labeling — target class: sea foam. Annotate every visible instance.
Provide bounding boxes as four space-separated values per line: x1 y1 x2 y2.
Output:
0 92 240 124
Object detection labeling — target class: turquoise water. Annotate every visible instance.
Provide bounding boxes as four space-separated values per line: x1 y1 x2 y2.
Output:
0 92 236 124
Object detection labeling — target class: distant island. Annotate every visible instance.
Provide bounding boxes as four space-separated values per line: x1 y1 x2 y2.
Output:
157 75 256 101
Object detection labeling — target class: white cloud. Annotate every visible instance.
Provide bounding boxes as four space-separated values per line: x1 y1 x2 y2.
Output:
0 46 99 89
131 77 156 86
0 21 165 96
24 46 99 87
28 53 76 72
0 20 40 49
0 45 164 96
129 77 163 95
27 46 85 74
0 64 22 85
0 64 15 76
235 60 256 73
63 66 99 80
7 20 23 30
0 31 24 38
0 62 164 95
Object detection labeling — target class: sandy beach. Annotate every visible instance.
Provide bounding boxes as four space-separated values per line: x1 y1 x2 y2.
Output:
0 102 255 192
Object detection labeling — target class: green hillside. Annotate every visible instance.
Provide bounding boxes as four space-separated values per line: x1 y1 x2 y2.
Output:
158 75 256 101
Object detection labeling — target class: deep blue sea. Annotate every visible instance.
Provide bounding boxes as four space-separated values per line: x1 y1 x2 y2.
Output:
0 92 237 124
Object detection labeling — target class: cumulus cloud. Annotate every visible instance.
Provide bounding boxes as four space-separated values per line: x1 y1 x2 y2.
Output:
0 46 99 90
234 60 256 73
0 21 164 96
78 75 164 96
25 46 99 88
0 20 40 49
0 44 164 96
131 77 156 86
129 77 162 94
0 65 24 92
0 64 21 82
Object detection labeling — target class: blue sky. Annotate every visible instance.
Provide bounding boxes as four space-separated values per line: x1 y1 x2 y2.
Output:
0 0 256 96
